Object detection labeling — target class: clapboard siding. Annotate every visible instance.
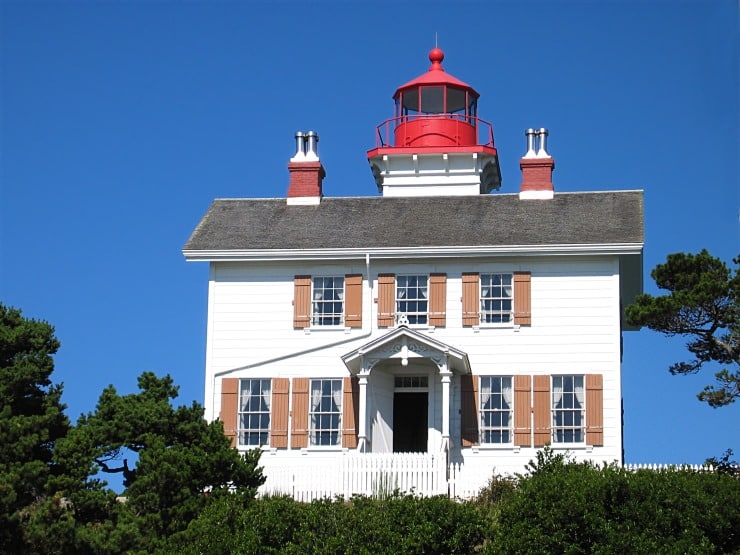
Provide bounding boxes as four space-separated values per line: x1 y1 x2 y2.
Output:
205 256 624 468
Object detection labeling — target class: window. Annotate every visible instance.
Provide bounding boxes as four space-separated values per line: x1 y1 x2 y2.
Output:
312 276 344 326
309 378 342 446
479 376 513 444
396 275 428 325
480 273 513 324
552 375 585 443
238 379 271 446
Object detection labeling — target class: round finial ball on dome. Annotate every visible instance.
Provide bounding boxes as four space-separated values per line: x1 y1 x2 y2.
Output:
429 47 445 64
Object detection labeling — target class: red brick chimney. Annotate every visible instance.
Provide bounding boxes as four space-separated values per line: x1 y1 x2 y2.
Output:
519 128 555 200
287 131 325 205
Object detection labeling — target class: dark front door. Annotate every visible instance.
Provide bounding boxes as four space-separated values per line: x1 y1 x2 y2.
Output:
393 392 428 453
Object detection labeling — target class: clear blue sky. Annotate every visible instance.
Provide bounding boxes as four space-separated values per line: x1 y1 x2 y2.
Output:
2 1 737 467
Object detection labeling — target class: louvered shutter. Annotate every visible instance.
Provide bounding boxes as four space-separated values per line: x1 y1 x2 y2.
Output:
533 375 550 447
513 272 532 325
586 374 604 446
220 378 239 447
291 378 309 448
377 274 395 327
513 375 532 447
270 378 289 448
344 274 363 328
460 374 479 446
293 275 311 328
462 273 479 326
429 273 447 327
342 376 359 448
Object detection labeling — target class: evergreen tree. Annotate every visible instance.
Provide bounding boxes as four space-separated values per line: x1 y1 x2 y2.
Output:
56 372 265 552
626 250 739 407
0 303 70 553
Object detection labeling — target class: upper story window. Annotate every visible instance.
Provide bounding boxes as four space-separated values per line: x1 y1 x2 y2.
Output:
309 378 342 446
312 276 344 326
294 275 362 329
552 375 585 443
479 376 513 444
462 271 530 327
480 273 513 324
238 378 271 447
396 275 428 325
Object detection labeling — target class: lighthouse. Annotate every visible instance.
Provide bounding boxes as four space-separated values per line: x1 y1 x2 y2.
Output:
367 48 502 197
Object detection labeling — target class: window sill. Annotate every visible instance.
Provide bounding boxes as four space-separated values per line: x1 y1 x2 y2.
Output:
471 444 520 453
303 326 353 335
551 444 593 453
301 446 346 454
473 323 518 331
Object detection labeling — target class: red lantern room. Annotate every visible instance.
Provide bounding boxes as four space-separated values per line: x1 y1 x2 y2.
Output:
368 48 502 196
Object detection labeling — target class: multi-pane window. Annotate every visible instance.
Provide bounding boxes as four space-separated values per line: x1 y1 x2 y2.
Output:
396 275 428 325
552 375 585 443
480 273 513 324
309 378 342 446
238 379 271 446
479 376 513 444
312 277 344 326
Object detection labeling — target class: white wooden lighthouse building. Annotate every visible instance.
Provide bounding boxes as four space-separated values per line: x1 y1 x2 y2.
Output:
183 48 644 499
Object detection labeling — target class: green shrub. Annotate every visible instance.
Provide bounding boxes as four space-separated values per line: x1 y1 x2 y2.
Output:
486 450 740 554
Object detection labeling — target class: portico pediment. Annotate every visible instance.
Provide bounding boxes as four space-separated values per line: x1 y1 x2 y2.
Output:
341 325 470 375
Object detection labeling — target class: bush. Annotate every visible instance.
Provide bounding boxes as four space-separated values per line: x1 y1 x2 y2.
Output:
486 450 740 554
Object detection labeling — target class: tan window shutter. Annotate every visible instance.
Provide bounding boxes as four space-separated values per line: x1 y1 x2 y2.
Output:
513 375 532 447
428 273 447 327
513 272 532 326
462 273 480 326
291 377 309 448
270 378 290 449
460 374 479 446
342 376 359 448
293 275 311 328
533 375 550 447
220 378 239 447
586 374 604 446
344 274 363 328
377 274 395 327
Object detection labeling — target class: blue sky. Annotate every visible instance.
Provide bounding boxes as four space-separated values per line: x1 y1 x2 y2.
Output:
1 1 737 469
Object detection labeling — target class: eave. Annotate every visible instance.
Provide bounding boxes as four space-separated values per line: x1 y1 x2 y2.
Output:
182 242 644 262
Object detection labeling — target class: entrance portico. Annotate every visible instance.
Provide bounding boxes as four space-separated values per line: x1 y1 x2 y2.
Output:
342 326 470 454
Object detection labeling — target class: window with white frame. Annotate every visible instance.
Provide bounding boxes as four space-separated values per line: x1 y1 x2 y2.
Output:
309 378 342 446
552 375 585 443
479 376 513 444
480 273 513 324
238 379 271 446
312 276 344 326
396 275 428 325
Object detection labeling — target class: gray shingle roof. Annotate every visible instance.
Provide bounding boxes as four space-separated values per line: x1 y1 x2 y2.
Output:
183 191 643 253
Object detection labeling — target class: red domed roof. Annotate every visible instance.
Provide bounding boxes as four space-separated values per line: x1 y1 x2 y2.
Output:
394 48 479 99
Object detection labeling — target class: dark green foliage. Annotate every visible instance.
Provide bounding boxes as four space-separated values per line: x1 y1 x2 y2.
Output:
0 303 70 553
486 449 740 554
54 371 265 552
625 250 739 406
172 493 490 555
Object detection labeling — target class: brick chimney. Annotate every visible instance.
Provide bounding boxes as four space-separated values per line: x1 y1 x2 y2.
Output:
287 131 325 205
519 128 555 200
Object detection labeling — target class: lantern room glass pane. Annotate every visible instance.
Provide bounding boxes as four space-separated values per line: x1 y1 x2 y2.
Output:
447 87 467 114
420 86 444 114
401 90 419 113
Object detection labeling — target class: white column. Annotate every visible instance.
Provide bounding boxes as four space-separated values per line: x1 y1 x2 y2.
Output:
358 372 369 452
440 369 452 452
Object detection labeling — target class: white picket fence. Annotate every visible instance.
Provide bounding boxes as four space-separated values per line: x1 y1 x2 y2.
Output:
257 454 733 502
259 452 450 501
624 463 716 472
